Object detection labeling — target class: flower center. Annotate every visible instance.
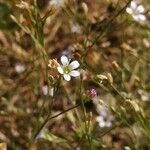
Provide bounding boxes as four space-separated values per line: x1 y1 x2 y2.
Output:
63 65 71 74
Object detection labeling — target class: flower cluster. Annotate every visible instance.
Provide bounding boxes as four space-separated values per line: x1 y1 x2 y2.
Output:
96 109 114 128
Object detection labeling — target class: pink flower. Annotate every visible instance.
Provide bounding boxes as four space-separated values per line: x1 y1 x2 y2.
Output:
87 89 97 99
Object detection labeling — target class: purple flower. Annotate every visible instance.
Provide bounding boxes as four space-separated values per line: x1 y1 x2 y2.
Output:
87 89 97 99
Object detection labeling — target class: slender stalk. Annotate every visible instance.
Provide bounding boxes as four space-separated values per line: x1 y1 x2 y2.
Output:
82 0 132 57
31 102 82 143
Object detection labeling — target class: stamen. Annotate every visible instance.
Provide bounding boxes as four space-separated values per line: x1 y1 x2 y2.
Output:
63 66 71 74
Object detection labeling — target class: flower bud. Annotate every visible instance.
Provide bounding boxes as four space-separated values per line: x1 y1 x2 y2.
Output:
106 73 113 85
87 88 97 99
48 59 59 68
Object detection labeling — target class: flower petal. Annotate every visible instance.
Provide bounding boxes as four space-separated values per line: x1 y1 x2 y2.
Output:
131 1 137 10
63 74 71 81
69 61 80 70
69 70 80 77
96 116 103 123
106 122 112 127
126 7 133 14
133 14 146 22
137 14 146 21
57 66 64 74
137 5 145 13
61 55 69 66
133 15 139 21
99 121 105 128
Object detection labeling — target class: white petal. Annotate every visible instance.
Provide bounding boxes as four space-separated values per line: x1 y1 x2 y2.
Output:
96 116 103 123
137 5 145 13
100 110 107 118
61 55 69 66
69 61 80 70
131 1 137 10
106 122 112 127
42 85 48 95
133 15 139 21
15 64 25 73
137 14 146 21
126 7 133 14
49 0 65 7
57 66 64 74
63 74 71 81
69 70 80 77
133 14 146 22
99 121 105 128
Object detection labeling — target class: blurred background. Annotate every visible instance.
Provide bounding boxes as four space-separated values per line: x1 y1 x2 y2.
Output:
0 0 150 150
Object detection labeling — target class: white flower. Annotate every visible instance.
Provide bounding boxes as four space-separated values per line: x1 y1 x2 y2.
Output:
36 130 45 140
57 55 80 81
126 1 146 23
42 85 54 96
15 64 25 73
49 0 65 7
96 109 114 128
61 45 74 59
137 89 149 101
42 85 48 95
71 24 81 33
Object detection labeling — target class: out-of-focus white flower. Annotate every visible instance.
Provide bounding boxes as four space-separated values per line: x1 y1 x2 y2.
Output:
42 85 54 96
36 130 45 140
62 45 74 59
42 85 48 95
96 109 114 128
15 64 25 73
71 24 81 33
137 89 149 101
49 0 65 7
141 95 149 101
126 1 146 23
57 55 80 81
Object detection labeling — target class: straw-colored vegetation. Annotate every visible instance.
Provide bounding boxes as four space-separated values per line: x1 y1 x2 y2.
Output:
0 0 150 149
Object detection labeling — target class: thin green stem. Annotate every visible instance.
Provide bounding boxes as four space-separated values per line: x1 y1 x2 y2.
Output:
82 0 132 57
31 102 84 144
